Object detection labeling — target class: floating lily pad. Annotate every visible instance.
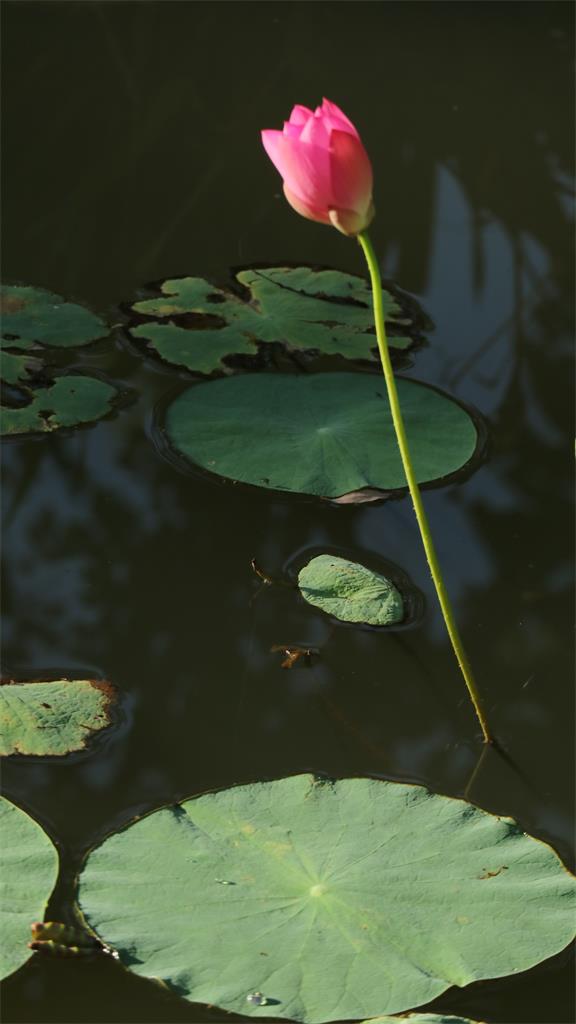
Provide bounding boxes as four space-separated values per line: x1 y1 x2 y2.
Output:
298 555 404 626
1 285 109 389
0 350 44 387
1 285 108 351
128 266 420 375
77 774 576 1023
162 373 479 499
1 374 121 436
0 678 116 757
0 797 59 980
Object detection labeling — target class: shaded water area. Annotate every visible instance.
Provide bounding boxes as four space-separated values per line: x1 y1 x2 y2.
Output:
1 2 574 1022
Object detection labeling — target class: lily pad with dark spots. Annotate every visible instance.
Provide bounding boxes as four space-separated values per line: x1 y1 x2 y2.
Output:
1 285 109 388
1 285 108 351
0 678 117 757
127 266 424 375
1 374 122 437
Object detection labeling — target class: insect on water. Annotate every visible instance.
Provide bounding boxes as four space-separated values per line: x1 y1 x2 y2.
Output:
270 644 318 669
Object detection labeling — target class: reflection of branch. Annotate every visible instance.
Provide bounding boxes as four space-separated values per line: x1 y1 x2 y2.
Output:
392 633 460 724
448 231 551 391
448 312 515 389
318 692 392 767
464 740 490 799
464 733 546 802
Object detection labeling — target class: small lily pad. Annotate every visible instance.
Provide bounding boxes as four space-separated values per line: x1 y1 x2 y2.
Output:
127 266 421 375
0 678 116 757
77 774 576 1023
0 797 59 980
162 372 479 500
298 555 404 626
1 374 121 436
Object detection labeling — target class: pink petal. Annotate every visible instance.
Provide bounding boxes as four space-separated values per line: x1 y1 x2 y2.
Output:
321 98 359 138
261 130 334 208
288 104 314 126
299 113 331 148
283 121 303 140
329 129 373 214
329 202 375 236
283 185 331 225
261 129 286 173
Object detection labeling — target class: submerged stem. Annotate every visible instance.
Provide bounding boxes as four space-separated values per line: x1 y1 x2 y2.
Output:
357 231 492 745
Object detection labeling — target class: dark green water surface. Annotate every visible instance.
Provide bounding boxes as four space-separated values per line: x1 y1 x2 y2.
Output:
1 2 574 1022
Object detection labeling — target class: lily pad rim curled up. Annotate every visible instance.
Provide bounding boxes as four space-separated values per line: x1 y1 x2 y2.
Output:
283 543 425 630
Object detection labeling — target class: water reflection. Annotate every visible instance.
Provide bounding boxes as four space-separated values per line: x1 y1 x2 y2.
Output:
2 2 573 1022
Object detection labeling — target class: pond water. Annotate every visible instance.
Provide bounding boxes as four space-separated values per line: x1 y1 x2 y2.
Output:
1 2 574 1022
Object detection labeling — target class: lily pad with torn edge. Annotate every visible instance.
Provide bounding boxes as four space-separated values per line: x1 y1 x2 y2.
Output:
1 373 124 437
0 796 59 980
1 284 109 389
298 554 404 626
126 265 426 376
161 372 481 501
77 773 576 1023
0 678 117 757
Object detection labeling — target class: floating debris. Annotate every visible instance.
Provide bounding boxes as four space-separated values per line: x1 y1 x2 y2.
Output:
246 991 269 1006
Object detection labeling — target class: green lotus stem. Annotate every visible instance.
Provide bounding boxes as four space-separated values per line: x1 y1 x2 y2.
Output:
357 231 492 745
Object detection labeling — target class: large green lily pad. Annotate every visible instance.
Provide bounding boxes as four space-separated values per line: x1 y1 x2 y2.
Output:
0 796 59 980
128 266 419 375
163 373 479 499
1 374 121 436
0 678 116 757
77 774 576 1023
298 555 404 626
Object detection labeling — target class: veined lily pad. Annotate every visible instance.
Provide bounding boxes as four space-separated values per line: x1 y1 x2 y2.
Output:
298 555 404 626
77 774 576 1023
1 374 121 437
128 266 419 375
0 797 59 980
0 678 116 757
163 373 479 499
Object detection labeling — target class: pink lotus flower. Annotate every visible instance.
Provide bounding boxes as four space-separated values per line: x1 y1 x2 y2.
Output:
261 98 374 236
